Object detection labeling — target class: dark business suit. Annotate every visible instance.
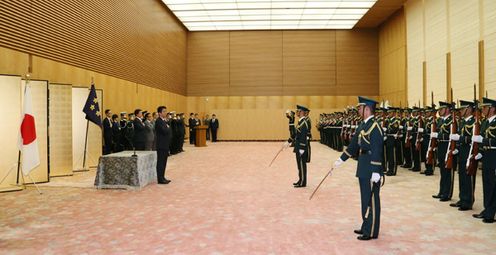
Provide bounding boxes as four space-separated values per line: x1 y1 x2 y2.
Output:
188 118 195 144
133 118 146 150
155 117 171 182
103 117 113 155
210 118 219 142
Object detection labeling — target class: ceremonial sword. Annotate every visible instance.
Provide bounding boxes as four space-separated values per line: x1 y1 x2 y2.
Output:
309 168 333 200
268 142 288 167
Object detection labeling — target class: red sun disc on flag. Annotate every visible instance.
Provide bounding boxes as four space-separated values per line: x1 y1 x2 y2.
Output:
21 114 37 145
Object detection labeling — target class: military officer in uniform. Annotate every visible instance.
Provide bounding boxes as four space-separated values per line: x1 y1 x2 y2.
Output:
422 106 436 175
385 107 399 176
332 96 383 241
293 105 311 188
432 101 455 202
402 108 413 169
448 100 475 211
286 110 296 146
471 97 496 223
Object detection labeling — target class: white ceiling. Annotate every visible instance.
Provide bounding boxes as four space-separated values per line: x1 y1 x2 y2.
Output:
162 0 378 31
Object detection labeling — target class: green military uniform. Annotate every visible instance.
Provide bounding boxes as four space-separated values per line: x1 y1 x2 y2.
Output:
423 106 436 175
410 107 421 171
338 96 384 240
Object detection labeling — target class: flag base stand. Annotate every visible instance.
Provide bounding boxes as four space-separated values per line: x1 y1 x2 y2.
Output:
22 173 43 195
0 163 23 193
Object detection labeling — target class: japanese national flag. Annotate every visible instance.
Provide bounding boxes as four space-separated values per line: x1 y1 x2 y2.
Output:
18 85 40 175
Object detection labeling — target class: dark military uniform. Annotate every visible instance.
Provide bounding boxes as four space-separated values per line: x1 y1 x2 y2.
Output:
453 100 476 210
422 107 435 175
410 108 421 171
473 98 496 222
293 105 311 187
338 97 383 239
402 110 413 168
287 111 296 146
434 102 455 201
385 108 400 176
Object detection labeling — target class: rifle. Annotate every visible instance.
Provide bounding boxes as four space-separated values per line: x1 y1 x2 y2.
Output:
466 84 480 175
415 102 424 151
427 92 437 165
445 88 457 170
405 104 412 148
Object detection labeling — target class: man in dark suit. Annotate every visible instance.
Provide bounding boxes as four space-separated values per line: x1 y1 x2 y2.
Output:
333 96 384 241
103 109 113 155
155 106 172 184
188 113 195 144
210 114 219 142
111 114 123 152
133 109 146 150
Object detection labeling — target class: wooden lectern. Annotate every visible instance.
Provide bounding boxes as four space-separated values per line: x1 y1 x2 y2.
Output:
195 125 208 147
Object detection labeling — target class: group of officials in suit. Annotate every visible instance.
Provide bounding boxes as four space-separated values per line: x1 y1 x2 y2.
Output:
102 109 186 156
103 108 220 184
314 96 496 237
187 113 220 144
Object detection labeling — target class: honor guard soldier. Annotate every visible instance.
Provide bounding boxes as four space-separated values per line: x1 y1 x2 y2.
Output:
471 97 496 223
422 106 436 175
385 107 400 176
449 100 475 211
432 101 455 202
286 110 296 146
402 108 413 169
332 96 384 241
293 105 311 188
410 107 421 171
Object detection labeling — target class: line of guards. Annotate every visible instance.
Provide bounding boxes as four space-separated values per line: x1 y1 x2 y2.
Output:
317 98 496 224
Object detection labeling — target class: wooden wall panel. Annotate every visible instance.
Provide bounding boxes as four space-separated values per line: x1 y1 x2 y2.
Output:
0 75 22 192
379 8 407 106
406 0 424 107
230 31 283 95
0 0 187 95
185 95 382 140
187 30 379 97
282 31 334 95
484 0 496 97
336 30 379 96
424 0 448 103
187 32 230 96
450 0 479 100
48 84 73 177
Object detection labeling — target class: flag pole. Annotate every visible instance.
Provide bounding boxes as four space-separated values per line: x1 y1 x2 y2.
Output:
82 119 90 170
16 151 21 184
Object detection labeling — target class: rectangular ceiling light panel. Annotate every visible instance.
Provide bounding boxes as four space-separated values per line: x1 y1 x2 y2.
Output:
162 0 377 31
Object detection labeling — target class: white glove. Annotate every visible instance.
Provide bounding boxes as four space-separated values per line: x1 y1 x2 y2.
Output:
333 158 344 168
450 134 460 141
399 126 404 130
475 153 483 160
407 127 413 131
419 138 424 142
418 128 424 133
431 132 438 139
382 127 387 132
409 136 413 140
371 173 381 183
283 141 290 149
472 135 483 143
452 149 459 155
383 136 387 141
393 134 398 139
299 149 304 155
